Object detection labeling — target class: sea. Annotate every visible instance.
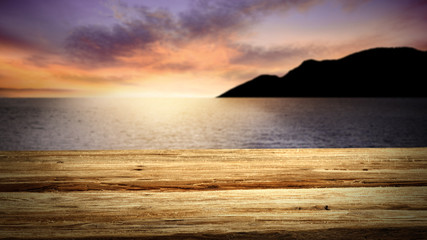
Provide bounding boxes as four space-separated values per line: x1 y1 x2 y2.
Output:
0 98 426 150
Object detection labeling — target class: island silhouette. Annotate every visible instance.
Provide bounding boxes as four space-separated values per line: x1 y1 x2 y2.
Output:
218 47 427 97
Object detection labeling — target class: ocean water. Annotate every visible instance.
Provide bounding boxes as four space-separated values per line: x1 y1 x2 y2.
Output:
0 98 426 150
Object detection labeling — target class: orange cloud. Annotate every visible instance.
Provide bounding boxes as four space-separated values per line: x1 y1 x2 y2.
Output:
1 0 426 97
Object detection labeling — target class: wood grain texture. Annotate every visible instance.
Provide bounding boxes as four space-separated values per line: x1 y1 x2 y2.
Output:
1 148 427 239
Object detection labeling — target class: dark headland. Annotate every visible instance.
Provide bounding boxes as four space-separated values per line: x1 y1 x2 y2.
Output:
218 47 427 97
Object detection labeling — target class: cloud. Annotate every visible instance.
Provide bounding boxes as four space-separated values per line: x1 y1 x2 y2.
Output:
230 44 310 67
25 54 62 68
57 73 137 86
65 23 156 66
152 62 196 72
178 0 319 38
392 0 427 27
178 1 247 38
65 2 181 68
192 0 318 15
0 29 43 51
0 87 78 97
338 0 371 12
64 0 322 68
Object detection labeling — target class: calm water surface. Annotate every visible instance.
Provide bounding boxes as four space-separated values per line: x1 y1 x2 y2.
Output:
0 98 426 150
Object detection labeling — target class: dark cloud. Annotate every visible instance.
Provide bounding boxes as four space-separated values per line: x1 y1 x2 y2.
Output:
0 28 42 50
179 0 319 38
191 0 318 16
178 1 247 38
64 3 181 67
65 23 156 66
64 0 322 68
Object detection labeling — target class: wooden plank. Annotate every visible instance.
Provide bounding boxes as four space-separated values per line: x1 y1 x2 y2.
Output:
0 148 427 239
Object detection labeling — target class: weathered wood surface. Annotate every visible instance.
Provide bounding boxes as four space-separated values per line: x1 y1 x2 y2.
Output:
1 148 427 239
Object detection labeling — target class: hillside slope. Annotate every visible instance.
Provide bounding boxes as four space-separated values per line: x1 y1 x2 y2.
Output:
218 47 427 97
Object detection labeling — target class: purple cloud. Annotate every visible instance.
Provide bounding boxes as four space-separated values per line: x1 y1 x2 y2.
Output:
0 29 39 50
178 0 319 38
65 5 178 67
66 23 155 66
178 1 247 38
230 44 310 67
64 0 322 67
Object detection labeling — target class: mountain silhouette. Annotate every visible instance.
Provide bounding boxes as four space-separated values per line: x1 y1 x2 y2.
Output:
218 47 427 97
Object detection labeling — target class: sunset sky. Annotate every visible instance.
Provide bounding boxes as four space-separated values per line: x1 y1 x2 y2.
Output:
1 0 426 97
